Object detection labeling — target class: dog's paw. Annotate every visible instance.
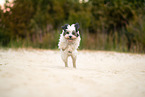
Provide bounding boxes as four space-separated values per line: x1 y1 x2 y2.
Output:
60 46 67 51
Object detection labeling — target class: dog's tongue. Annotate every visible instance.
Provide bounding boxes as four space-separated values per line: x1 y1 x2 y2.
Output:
68 40 73 42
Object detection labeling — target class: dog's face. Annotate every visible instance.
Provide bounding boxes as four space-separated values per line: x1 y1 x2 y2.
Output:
62 23 80 42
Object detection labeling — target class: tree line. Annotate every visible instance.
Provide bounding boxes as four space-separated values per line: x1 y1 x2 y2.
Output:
0 0 145 53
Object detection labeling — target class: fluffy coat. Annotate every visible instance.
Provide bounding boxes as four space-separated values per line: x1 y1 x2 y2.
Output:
58 23 81 68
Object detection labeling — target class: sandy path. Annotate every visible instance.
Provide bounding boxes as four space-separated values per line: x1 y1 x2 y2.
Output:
0 49 145 97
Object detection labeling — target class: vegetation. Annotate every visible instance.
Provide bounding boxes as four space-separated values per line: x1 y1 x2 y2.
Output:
0 0 145 53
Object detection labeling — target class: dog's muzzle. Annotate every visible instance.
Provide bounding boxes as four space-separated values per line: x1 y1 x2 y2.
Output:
67 36 74 42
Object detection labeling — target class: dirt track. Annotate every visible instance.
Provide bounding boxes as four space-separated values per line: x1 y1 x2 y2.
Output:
0 49 145 97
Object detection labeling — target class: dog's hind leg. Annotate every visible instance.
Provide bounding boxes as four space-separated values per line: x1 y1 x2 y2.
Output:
71 52 77 68
61 53 68 67
73 57 76 68
62 57 68 67
65 61 68 67
64 56 68 67
63 57 68 67
71 55 76 68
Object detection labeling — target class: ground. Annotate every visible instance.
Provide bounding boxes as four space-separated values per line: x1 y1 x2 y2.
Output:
0 49 145 97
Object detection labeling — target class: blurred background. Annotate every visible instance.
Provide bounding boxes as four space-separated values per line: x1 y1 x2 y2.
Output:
0 0 145 53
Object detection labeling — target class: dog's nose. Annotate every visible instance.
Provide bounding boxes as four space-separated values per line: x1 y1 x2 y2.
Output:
69 36 72 38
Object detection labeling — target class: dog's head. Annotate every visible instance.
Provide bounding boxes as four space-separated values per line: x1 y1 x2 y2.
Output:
62 23 80 42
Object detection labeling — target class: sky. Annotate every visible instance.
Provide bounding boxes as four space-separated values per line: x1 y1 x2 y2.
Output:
0 0 6 9
0 0 88 9
0 0 89 6
0 0 5 6
0 0 13 9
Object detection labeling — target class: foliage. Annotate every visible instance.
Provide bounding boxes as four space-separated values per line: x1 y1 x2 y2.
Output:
0 0 145 53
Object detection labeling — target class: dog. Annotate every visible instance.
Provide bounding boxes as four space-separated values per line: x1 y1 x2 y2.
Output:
58 23 81 68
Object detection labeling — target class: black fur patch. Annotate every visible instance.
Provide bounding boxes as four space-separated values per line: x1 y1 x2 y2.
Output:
62 24 69 36
62 24 68 31
77 34 79 37
75 23 79 32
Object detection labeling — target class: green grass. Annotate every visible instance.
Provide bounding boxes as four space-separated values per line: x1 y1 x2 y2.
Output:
1 31 144 54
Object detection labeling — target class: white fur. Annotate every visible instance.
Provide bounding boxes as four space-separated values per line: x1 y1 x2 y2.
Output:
66 24 75 32
58 24 81 68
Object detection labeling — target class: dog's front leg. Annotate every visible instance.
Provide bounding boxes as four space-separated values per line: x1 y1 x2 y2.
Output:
59 41 67 51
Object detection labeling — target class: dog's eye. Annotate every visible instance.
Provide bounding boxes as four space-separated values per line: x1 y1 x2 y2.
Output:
66 32 69 34
72 31 75 35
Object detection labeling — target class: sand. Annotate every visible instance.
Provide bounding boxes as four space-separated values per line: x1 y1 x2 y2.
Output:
0 49 145 97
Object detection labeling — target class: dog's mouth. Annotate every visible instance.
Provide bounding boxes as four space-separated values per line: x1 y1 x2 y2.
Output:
68 38 73 40
67 38 74 42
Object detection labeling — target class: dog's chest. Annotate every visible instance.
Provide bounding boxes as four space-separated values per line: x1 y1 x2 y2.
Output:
66 42 75 51
62 42 75 55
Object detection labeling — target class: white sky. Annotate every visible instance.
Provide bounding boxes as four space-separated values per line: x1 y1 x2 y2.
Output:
0 0 88 9
0 0 5 5
0 0 13 9
0 0 5 9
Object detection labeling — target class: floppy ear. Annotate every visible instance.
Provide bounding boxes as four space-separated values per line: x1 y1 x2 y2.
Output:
75 23 79 32
61 24 68 31
62 24 68 36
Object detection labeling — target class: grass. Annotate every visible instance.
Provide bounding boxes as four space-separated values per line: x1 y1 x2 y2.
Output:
0 31 144 54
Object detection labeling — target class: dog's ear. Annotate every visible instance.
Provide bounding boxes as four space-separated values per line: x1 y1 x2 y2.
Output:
77 31 80 37
62 24 68 36
61 24 68 31
75 23 79 32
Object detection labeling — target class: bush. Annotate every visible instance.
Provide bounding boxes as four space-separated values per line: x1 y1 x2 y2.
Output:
0 0 145 53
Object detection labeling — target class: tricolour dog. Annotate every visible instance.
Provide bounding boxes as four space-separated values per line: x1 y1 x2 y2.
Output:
58 23 81 68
